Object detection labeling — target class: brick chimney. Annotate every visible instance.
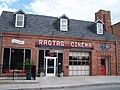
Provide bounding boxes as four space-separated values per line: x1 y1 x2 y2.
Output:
95 9 111 31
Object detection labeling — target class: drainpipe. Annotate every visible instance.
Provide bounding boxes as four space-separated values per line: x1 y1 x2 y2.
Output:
115 41 118 75
0 32 3 75
0 32 3 60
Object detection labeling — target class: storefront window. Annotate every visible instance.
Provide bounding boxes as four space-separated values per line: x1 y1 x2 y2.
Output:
2 48 31 72
2 48 10 73
38 50 44 72
25 49 31 60
11 49 24 70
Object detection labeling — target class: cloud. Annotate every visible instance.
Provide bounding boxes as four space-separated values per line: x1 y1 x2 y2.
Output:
0 0 19 5
0 0 18 14
25 0 120 24
0 0 119 24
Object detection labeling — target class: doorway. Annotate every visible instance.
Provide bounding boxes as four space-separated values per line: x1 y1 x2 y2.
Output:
45 57 57 76
100 57 110 75
38 49 63 77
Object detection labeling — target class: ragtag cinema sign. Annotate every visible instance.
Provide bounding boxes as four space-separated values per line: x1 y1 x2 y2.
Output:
36 39 94 49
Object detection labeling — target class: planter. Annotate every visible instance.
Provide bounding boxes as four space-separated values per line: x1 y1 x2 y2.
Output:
60 72 64 77
40 72 44 77
26 73 32 80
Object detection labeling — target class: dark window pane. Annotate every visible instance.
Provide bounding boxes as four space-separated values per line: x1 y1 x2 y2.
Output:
78 62 82 65
86 62 89 65
45 50 49 56
73 56 77 60
78 56 82 60
38 50 44 70
69 56 72 60
73 61 77 65
82 62 85 65
11 49 24 70
58 53 63 73
69 61 73 65
3 48 10 73
25 49 31 60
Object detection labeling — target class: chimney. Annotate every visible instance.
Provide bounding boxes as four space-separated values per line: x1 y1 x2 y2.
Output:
95 9 111 31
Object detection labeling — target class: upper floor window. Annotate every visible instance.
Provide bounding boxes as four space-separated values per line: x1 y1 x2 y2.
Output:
15 14 24 27
60 18 68 31
97 22 103 34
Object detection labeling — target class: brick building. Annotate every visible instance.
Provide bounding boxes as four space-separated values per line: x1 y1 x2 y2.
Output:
109 22 120 38
95 9 120 39
0 9 120 77
95 10 120 76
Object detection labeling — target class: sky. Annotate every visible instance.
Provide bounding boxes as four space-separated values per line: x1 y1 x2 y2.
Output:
0 0 119 24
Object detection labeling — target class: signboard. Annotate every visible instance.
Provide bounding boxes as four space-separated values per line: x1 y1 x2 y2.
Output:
100 43 111 50
36 39 94 49
12 39 25 44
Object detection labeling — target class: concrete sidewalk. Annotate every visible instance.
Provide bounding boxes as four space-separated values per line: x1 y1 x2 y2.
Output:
38 76 120 89
0 76 120 90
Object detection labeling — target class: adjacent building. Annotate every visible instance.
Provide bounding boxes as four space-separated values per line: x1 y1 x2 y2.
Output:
0 9 120 77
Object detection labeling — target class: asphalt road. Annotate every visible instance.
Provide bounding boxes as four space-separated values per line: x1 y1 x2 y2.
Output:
40 85 120 90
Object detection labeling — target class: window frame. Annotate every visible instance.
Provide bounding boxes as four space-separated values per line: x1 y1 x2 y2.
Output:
15 14 25 27
60 18 68 31
97 22 104 35
2 48 32 71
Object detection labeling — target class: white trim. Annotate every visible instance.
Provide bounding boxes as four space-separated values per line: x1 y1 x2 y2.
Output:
97 23 103 35
95 19 104 24
45 57 57 76
60 18 68 31
14 9 27 15
15 14 24 27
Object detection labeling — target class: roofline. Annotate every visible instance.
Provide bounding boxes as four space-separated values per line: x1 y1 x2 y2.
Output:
95 19 104 24
14 9 27 15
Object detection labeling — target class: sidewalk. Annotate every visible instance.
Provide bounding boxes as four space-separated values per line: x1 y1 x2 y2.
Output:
38 76 120 89
0 76 120 90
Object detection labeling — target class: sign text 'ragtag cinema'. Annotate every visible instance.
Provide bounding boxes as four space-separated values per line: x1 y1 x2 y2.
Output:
36 39 93 48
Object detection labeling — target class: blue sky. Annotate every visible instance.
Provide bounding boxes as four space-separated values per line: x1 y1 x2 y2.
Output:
0 0 120 24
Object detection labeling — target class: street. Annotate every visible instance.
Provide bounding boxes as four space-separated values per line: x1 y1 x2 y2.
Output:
41 85 120 90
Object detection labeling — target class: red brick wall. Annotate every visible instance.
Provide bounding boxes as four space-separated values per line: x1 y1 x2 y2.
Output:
117 42 120 75
63 49 69 76
1 32 118 76
109 23 120 38
91 41 116 76
95 9 111 31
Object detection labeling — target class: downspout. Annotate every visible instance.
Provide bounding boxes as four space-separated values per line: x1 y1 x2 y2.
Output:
115 41 118 75
0 32 3 75
0 32 3 63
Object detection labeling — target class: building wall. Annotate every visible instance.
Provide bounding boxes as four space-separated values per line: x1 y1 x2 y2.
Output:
91 41 116 76
1 32 118 76
0 48 1 65
95 10 120 76
109 23 120 38
95 9 111 31
117 42 120 75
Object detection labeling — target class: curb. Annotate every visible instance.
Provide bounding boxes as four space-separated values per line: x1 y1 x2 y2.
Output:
0 82 120 90
0 80 38 84
38 82 120 90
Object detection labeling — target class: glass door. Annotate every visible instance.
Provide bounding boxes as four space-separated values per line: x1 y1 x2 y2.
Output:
45 57 57 76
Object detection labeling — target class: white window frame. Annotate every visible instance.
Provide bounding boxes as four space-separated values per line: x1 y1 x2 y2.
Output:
60 18 68 31
97 23 103 35
15 14 24 27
